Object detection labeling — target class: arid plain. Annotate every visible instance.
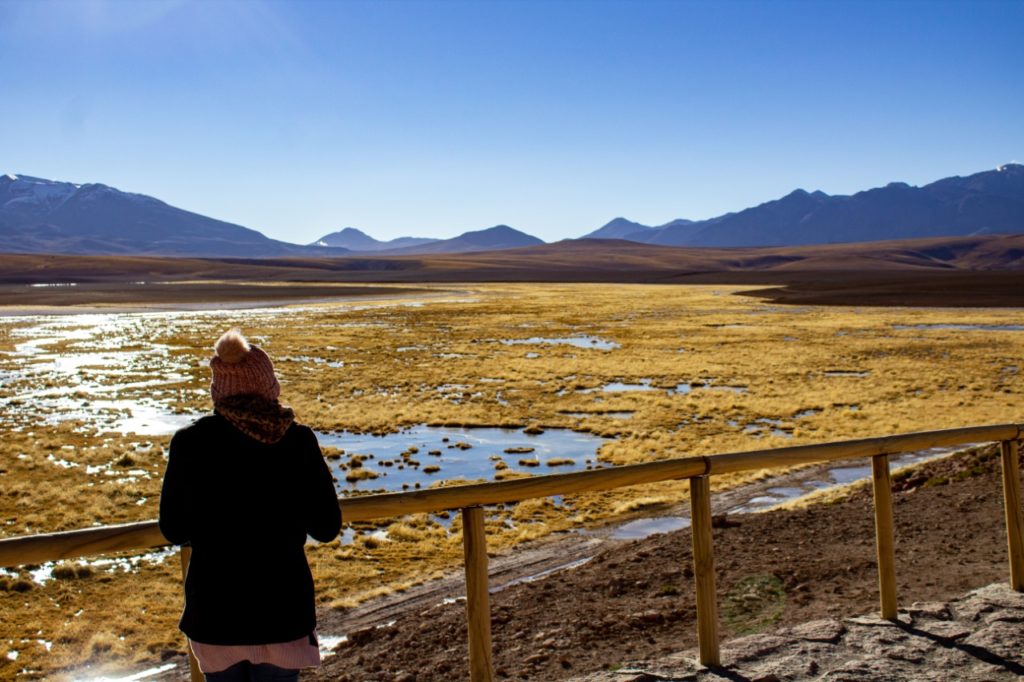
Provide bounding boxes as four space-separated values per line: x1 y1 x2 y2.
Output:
1 271 1022 678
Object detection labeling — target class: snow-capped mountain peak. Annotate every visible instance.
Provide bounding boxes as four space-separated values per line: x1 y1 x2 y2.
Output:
0 173 79 213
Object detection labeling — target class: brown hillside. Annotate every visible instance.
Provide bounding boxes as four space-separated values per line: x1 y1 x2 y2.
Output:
0 233 1021 307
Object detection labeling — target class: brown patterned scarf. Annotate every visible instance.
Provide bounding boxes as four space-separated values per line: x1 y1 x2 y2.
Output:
214 394 295 444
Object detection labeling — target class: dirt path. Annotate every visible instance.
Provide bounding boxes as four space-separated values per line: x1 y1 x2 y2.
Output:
312 443 1019 681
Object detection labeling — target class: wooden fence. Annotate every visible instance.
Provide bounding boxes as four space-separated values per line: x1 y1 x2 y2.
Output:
0 423 1022 681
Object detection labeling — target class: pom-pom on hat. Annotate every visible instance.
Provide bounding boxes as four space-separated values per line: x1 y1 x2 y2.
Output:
209 329 280 403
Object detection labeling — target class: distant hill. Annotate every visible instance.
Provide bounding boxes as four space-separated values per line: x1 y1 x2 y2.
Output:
0 173 545 257
0 174 350 258
583 217 654 239
379 224 545 254
613 164 1024 247
4 234 1022 309
582 216 697 241
312 227 437 251
631 218 704 244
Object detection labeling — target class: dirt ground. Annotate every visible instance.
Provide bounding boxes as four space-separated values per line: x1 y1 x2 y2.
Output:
734 270 1024 308
2 235 1023 308
313 444 1021 681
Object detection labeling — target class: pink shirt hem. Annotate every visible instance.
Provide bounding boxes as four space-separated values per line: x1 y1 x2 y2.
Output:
189 634 321 673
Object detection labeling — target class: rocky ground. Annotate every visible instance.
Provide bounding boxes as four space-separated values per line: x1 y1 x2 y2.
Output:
573 582 1024 681
313 443 1022 681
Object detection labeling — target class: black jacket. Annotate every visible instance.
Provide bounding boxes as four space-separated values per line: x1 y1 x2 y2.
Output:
159 415 341 645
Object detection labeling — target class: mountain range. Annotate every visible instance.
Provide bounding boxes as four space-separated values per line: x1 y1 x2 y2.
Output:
1 165 1021 258
312 227 437 251
0 174 348 258
310 224 542 254
582 163 1024 247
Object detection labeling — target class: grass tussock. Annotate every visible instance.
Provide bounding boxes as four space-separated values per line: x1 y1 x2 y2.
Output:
612 496 673 515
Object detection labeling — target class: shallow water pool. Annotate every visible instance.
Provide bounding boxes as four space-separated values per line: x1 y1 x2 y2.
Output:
318 425 609 494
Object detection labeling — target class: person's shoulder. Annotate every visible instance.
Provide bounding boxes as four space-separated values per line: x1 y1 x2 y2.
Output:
286 421 318 443
285 422 324 455
171 414 219 442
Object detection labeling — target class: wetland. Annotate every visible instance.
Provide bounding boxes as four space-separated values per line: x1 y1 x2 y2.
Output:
0 282 1022 679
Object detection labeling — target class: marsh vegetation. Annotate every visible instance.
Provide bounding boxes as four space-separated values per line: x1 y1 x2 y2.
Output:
0 282 1021 678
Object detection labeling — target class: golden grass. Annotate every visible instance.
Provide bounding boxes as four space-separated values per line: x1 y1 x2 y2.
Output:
1 282 1022 677
611 496 674 515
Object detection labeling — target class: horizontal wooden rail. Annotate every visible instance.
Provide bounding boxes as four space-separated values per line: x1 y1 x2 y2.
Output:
705 423 1019 475
0 520 166 568
0 423 1019 568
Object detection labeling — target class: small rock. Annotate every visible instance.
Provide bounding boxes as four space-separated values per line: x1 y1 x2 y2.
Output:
639 609 665 624
964 620 1024 658
722 634 791 662
790 619 846 644
952 595 1001 622
905 601 951 621
627 610 665 627
983 611 1024 626
884 648 925 664
712 513 740 528
845 614 906 627
665 608 688 622
348 627 375 646
919 621 971 641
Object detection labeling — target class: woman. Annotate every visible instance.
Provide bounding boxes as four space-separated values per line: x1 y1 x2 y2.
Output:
160 329 342 681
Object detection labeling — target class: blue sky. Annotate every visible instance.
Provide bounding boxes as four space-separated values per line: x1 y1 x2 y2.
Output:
1 0 1021 243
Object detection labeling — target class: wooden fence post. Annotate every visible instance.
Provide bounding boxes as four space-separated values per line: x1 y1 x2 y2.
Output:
179 547 203 682
1000 440 1024 591
871 454 898 620
689 476 720 666
461 506 494 682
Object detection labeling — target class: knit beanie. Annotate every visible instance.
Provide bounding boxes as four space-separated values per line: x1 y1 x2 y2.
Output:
209 329 281 403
